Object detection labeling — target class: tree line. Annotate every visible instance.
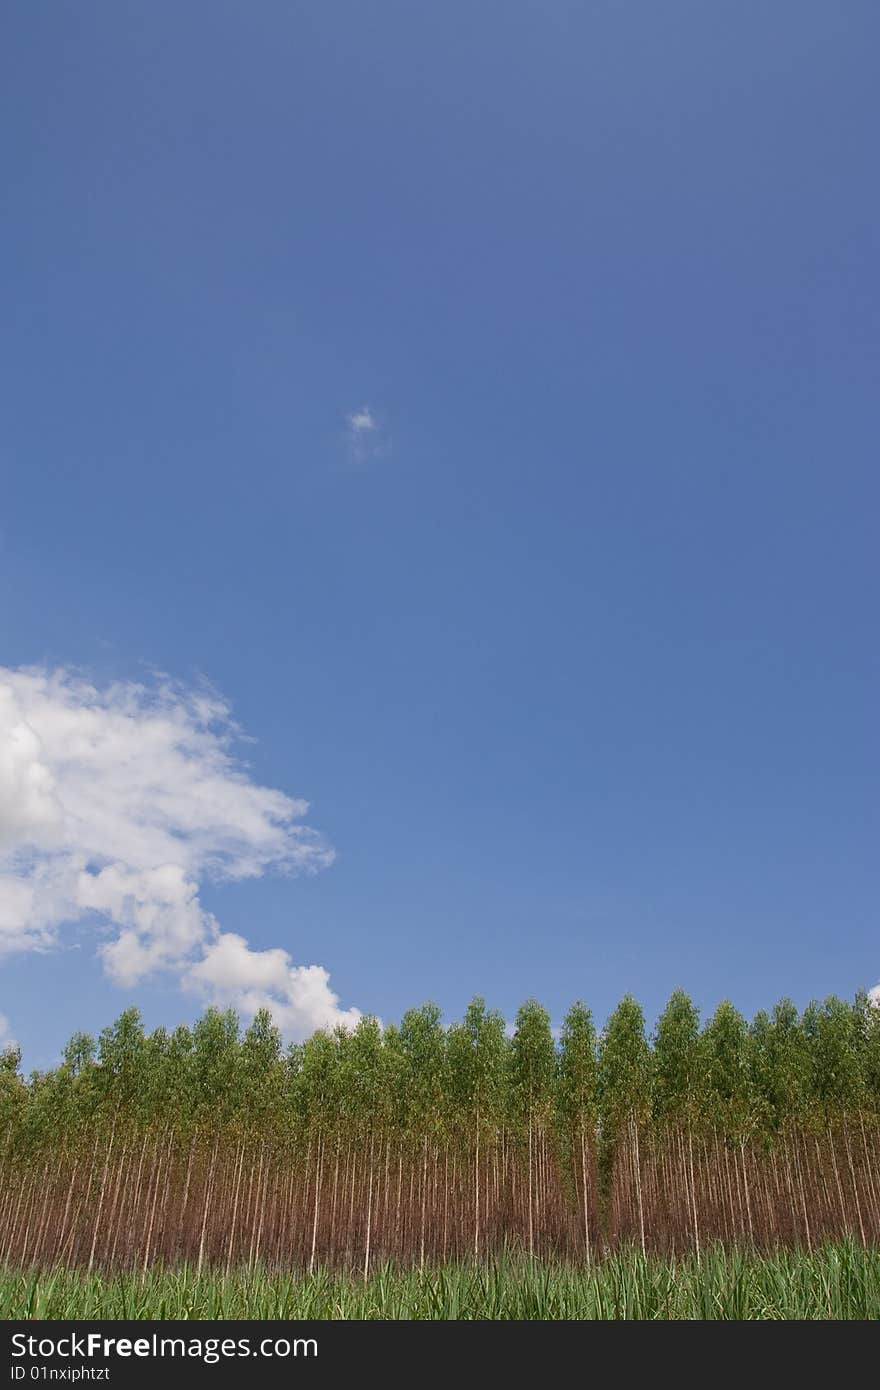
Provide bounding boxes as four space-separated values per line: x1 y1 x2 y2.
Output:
2 989 880 1270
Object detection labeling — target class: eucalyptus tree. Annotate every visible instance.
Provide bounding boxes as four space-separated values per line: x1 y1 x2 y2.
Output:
163 1025 195 1132
220 1010 284 1269
240 1010 284 1118
861 990 880 1116
128 1023 184 1275
399 1004 446 1265
857 992 880 1236
556 1001 598 1257
0 1047 26 1265
97 1009 147 1118
652 990 703 1253
338 1016 387 1276
368 1022 406 1257
296 1027 342 1270
444 1017 475 1253
189 1009 244 1129
703 1002 752 1136
802 996 868 1241
598 995 651 1252
802 997 864 1126
63 1032 97 1078
137 1026 171 1125
510 1000 556 1257
85 1009 152 1270
702 1000 755 1242
652 991 702 1121
750 999 812 1134
0 1046 23 1126
471 999 509 1257
749 999 813 1246
445 998 507 1258
399 1004 446 1139
181 1009 244 1272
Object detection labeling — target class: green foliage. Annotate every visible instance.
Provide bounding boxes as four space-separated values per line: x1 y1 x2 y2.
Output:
598 995 651 1138
803 996 864 1122
557 1001 598 1134
447 997 508 1138
652 989 702 1124
9 988 878 1160
510 1000 555 1129
399 1003 446 1137
702 1000 752 1137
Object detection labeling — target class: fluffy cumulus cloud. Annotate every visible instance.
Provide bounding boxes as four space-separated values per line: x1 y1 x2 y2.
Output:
870 984 880 1008
187 933 360 1034
0 667 360 1038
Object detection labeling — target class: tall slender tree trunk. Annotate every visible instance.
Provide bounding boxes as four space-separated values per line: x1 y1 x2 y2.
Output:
474 1113 481 1262
827 1124 848 1235
687 1121 701 1259
419 1133 428 1271
309 1135 324 1275
143 1130 172 1274
631 1114 646 1255
580 1127 591 1262
196 1136 219 1276
842 1121 866 1245
363 1132 375 1281
87 1117 117 1273
527 1121 534 1258
224 1142 246 1275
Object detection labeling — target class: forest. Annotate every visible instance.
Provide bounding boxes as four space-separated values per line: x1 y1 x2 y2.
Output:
2 990 880 1273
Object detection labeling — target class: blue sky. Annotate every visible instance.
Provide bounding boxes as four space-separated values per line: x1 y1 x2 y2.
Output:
2 2 878 1068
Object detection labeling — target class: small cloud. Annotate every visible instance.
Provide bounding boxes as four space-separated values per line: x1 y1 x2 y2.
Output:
348 408 376 435
345 405 388 463
0 1012 15 1050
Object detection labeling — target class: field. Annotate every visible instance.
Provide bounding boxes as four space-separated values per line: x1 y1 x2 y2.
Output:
3 1244 880 1320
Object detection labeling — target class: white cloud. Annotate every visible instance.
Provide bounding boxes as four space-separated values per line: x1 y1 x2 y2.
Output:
348 407 376 435
0 1012 15 1050
345 405 387 462
870 984 880 1009
0 667 360 1039
187 932 361 1037
0 685 63 849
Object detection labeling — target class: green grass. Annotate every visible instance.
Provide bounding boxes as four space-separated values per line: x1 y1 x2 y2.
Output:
3 1243 880 1319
